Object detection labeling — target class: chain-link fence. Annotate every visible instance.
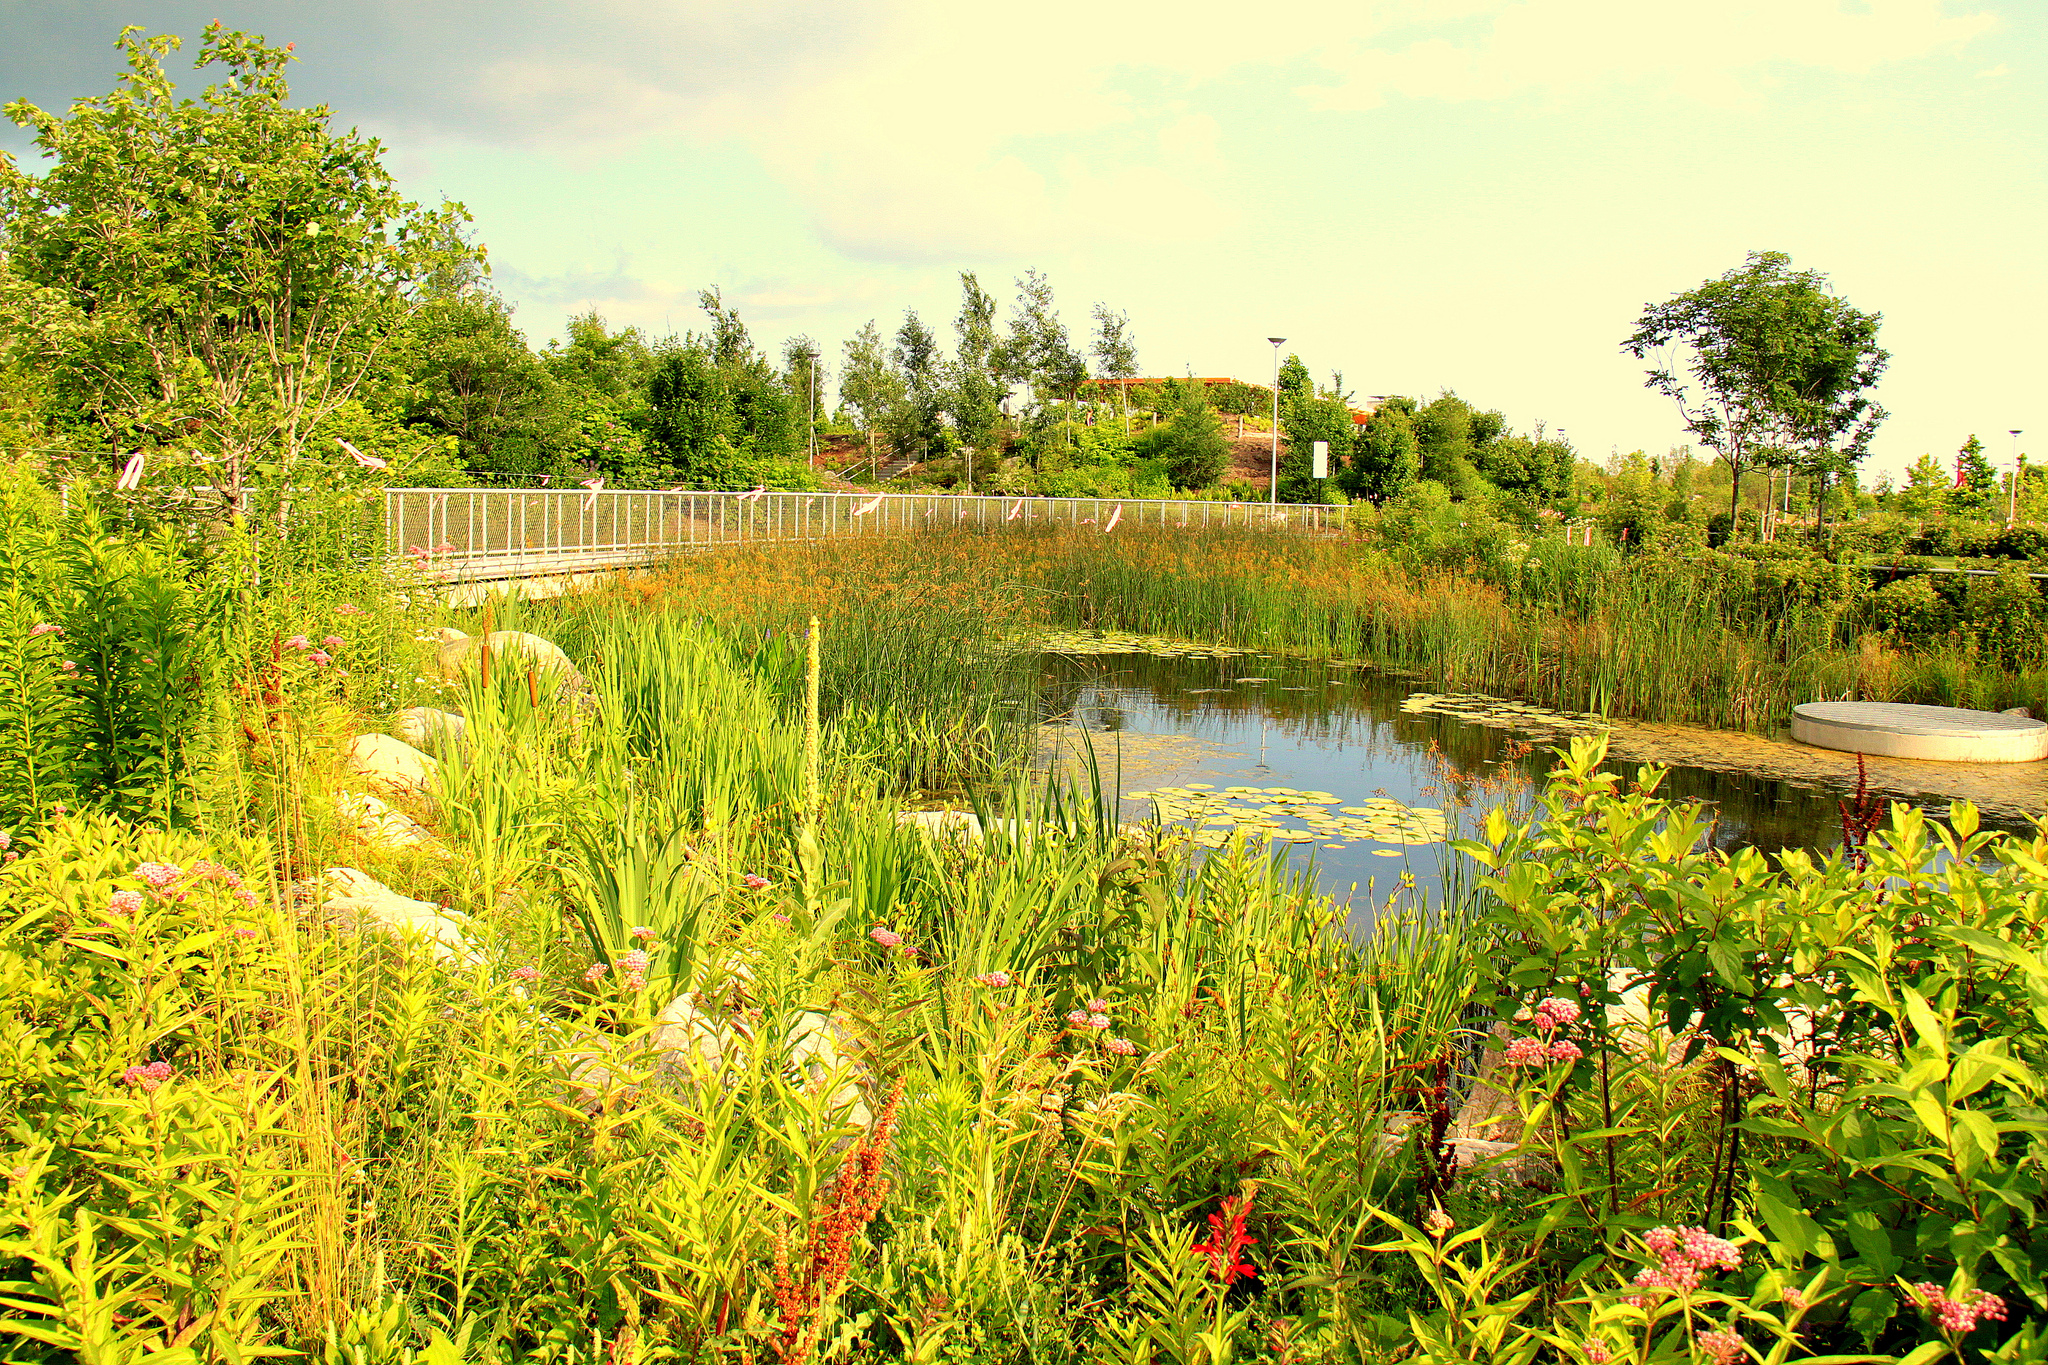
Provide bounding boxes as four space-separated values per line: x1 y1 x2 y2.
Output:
386 488 1338 584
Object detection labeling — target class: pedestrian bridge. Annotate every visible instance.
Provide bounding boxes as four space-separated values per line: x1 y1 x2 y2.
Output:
387 486 1337 592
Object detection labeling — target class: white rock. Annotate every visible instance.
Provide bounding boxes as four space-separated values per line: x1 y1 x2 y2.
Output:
335 790 442 855
432 629 581 686
394 707 467 756
644 990 870 1125
344 734 438 801
306 867 472 963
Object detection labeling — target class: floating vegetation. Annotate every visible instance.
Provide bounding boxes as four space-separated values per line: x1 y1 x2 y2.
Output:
1126 784 1449 849
1399 692 1609 735
1036 629 1263 659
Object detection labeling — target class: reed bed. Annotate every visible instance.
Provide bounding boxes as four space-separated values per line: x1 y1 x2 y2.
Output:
611 526 2047 733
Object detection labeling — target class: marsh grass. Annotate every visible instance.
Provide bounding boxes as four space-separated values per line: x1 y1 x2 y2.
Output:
609 527 2046 734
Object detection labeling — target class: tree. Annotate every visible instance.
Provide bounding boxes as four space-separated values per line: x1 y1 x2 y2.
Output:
541 313 656 483
1277 383 1356 503
887 311 945 461
1950 435 1998 518
1625 251 1884 534
401 286 564 476
946 273 1005 466
544 311 655 405
1341 399 1421 502
1276 354 1313 407
1090 303 1139 422
641 292 803 487
1004 270 1086 432
1896 452 1950 519
1476 431 1573 504
838 321 901 464
781 335 824 466
1135 379 1228 489
0 25 474 511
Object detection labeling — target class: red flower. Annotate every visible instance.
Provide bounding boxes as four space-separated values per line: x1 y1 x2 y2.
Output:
1191 1193 1258 1285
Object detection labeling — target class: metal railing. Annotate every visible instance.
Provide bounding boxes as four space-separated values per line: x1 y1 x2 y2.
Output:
386 487 1338 584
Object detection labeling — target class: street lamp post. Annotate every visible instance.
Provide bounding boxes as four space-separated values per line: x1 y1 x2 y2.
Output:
2011 430 2024 524
1267 337 1285 505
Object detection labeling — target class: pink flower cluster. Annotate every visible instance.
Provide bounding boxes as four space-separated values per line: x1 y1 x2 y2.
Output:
972 971 1012 988
122 1060 173 1093
1580 1340 1611 1364
1916 1284 2009 1335
741 874 771 891
135 862 183 889
870 926 904 949
582 963 609 986
617 949 649 990
629 925 656 941
1104 1036 1138 1056
1623 1226 1743 1303
108 890 143 916
28 623 62 638
1695 1329 1744 1365
510 965 541 984
1506 995 1587 1067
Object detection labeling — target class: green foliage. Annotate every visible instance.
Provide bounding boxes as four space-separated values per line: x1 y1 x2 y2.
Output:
1625 250 1888 531
644 313 816 490
0 24 476 501
1135 379 1231 490
1950 435 1998 518
1343 402 1422 503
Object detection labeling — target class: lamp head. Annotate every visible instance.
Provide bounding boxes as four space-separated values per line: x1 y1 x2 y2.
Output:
1268 337 1286 346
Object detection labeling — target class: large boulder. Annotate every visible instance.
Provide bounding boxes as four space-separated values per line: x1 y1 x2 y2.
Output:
394 706 467 757
431 628 582 688
344 734 439 801
570 984 870 1125
335 790 443 855
301 867 472 964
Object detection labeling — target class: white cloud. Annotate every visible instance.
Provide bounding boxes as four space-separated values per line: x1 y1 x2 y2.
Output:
1298 0 1999 110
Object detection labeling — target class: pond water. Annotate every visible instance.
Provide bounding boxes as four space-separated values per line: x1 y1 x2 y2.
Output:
1029 634 2047 916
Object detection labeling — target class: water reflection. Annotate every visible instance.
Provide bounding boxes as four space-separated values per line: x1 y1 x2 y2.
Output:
1033 647 2035 908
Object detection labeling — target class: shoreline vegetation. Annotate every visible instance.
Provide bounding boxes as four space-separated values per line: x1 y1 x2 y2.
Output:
591 523 2047 745
1 490 2043 1365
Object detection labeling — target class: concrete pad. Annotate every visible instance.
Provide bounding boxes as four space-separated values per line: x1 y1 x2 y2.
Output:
1791 701 2048 764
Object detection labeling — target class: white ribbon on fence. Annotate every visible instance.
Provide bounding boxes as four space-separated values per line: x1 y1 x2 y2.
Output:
1103 505 1123 533
853 494 884 516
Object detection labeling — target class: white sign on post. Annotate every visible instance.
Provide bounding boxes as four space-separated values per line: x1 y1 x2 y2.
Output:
1312 440 1329 480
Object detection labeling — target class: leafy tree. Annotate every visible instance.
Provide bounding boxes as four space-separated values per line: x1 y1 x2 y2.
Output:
1210 382 1271 418
1341 399 1422 502
1625 250 1884 533
1133 379 1228 489
540 313 656 483
1275 354 1313 413
838 322 902 467
1895 452 1951 519
1277 385 1356 503
544 312 655 405
401 286 563 476
641 292 804 488
946 273 1005 476
0 25 474 510
782 335 824 466
887 311 945 460
1004 270 1086 432
1090 303 1139 422
1476 432 1573 503
1949 435 1997 518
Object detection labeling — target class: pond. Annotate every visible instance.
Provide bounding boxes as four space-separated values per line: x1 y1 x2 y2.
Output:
1029 632 2048 917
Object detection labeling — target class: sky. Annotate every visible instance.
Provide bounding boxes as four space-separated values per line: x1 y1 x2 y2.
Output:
2 0 2042 480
